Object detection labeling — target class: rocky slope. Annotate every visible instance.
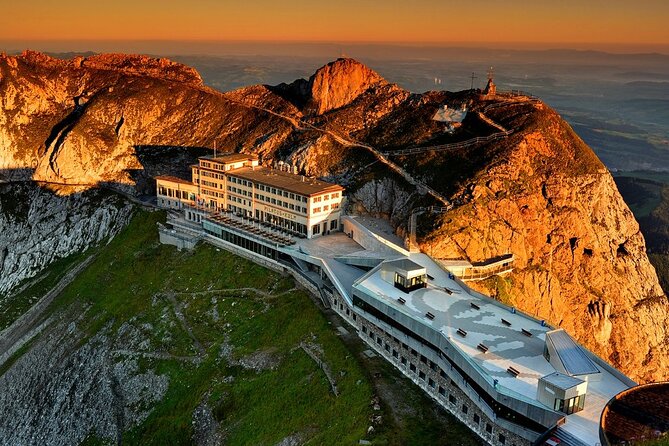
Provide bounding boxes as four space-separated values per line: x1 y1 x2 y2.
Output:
0 183 133 294
0 51 667 382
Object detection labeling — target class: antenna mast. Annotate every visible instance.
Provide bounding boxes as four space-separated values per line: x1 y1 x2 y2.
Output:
470 72 477 90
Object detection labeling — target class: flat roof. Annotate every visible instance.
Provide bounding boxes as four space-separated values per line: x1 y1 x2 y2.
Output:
541 372 585 391
229 167 343 197
155 175 194 186
546 329 600 376
385 258 426 275
199 153 258 163
352 254 628 412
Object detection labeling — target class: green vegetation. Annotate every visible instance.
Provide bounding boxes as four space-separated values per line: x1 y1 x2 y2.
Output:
28 209 479 445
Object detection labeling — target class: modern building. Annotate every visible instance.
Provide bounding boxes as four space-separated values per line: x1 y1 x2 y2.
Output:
156 153 344 239
157 169 638 446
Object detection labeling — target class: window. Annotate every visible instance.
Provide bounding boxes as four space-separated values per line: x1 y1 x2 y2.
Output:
392 349 398 358
448 394 456 404
290 193 295 199
313 207 321 213
498 434 506 445
312 224 321 235
401 356 407 365
438 386 446 396
313 196 321 203
362 326 367 334
428 378 435 388
410 363 416 372
330 219 338 230
324 194 329 200
473 414 480 424
485 423 492 434
461 404 468 414
419 370 426 380
323 205 329 211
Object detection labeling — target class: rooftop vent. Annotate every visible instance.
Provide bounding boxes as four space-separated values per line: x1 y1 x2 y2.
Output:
477 343 489 353
501 318 512 327
507 367 520 377
457 328 467 337
470 302 481 310
521 328 533 337
397 297 406 305
425 312 435 320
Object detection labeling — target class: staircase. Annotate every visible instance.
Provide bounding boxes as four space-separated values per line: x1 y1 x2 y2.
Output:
552 427 593 446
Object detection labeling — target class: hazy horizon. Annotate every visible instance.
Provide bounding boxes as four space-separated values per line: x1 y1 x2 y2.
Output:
2 39 669 57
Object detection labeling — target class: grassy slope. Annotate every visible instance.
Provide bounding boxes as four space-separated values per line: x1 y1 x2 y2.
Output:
22 209 480 445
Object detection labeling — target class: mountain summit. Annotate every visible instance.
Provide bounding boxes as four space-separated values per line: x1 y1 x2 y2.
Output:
0 52 667 382
307 58 390 114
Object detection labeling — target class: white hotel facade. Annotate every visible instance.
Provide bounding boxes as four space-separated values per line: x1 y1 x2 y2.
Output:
156 153 343 239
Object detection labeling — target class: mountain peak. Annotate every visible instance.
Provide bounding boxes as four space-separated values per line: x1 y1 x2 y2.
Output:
307 58 390 114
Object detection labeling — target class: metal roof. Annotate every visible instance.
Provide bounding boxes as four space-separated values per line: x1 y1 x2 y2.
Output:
155 175 194 186
229 167 343 197
384 258 426 276
199 153 258 163
540 372 585 391
546 329 600 376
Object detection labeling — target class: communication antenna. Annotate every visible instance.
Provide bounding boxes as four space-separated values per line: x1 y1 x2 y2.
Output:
470 72 477 90
213 139 217 159
487 66 494 82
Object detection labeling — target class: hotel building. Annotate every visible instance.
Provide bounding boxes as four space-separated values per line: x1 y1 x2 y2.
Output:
156 153 344 239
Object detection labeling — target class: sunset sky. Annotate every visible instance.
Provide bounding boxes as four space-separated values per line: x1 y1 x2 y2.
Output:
1 0 668 50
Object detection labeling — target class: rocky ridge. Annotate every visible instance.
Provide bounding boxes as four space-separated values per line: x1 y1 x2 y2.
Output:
0 52 667 382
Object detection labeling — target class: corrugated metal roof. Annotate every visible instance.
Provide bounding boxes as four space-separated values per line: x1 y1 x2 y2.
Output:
540 372 585 390
547 329 600 376
229 167 343 197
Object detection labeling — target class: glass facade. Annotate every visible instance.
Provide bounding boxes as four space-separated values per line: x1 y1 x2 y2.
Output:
554 394 586 415
393 272 427 293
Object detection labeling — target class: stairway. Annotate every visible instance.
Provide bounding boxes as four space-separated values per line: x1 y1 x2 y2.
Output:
552 427 594 446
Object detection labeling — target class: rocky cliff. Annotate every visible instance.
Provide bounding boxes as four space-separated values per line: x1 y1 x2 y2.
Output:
0 183 133 294
0 51 667 382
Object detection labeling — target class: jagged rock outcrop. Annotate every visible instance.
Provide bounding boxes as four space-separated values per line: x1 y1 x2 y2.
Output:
306 58 389 114
418 106 669 382
0 183 133 294
0 52 667 382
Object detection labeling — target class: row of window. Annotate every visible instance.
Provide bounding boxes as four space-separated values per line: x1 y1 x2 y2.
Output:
255 183 309 203
361 322 512 446
200 170 225 180
229 195 250 207
202 189 224 198
254 193 308 213
158 186 194 201
229 176 252 188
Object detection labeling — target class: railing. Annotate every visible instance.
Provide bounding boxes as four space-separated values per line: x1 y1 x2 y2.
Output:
381 129 513 156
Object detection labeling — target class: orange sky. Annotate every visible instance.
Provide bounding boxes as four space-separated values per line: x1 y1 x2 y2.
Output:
1 0 668 47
